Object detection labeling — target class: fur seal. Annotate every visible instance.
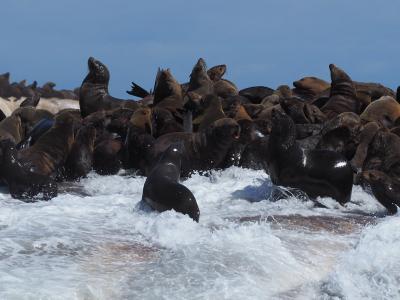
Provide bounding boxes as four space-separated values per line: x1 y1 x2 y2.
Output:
153 68 183 116
0 115 23 144
360 96 400 128
266 109 353 204
207 64 226 82
63 125 96 180
213 79 238 99
122 108 154 172
142 143 200 222
221 119 256 168
316 112 360 160
12 107 54 134
279 96 326 124
79 57 139 117
321 64 359 118
293 76 330 101
223 97 252 121
239 86 275 104
360 170 400 214
207 63 238 98
37 82 63 99
193 94 225 131
239 135 269 170
362 129 400 178
93 133 123 175
152 107 183 138
354 81 395 102
0 113 75 200
105 108 135 138
150 118 241 177
186 58 213 96
19 94 41 108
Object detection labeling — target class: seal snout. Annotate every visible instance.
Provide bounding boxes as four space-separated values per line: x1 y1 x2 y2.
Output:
87 57 98 69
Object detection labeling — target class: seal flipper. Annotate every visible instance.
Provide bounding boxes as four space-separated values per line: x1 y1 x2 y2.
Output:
20 94 41 108
16 118 54 150
126 82 150 98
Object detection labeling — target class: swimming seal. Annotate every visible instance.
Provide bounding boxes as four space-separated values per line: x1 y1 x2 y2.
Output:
142 143 200 222
266 109 353 204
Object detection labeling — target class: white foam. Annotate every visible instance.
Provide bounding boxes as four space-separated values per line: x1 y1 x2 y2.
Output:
0 167 395 299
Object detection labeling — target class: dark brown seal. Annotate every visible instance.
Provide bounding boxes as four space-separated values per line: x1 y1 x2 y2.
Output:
239 86 275 104
0 113 75 200
186 58 213 97
266 109 353 204
321 64 360 119
79 57 139 117
153 68 183 117
142 143 200 222
0 115 23 144
150 118 240 177
193 94 226 131
279 96 326 124
360 170 400 214
93 133 123 176
63 125 97 180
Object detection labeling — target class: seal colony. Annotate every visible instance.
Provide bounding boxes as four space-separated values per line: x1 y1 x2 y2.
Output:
0 57 399 221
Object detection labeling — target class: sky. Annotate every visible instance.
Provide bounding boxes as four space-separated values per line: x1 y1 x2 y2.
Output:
2 0 400 98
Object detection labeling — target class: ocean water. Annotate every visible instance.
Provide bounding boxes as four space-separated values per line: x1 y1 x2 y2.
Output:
0 167 398 300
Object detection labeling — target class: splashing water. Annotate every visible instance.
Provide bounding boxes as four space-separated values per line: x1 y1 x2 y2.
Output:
0 167 398 299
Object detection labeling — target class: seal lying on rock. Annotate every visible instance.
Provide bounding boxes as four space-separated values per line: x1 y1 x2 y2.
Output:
360 96 400 128
266 109 353 204
142 143 200 222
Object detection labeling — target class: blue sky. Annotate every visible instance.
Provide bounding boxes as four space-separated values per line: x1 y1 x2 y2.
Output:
2 0 400 98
